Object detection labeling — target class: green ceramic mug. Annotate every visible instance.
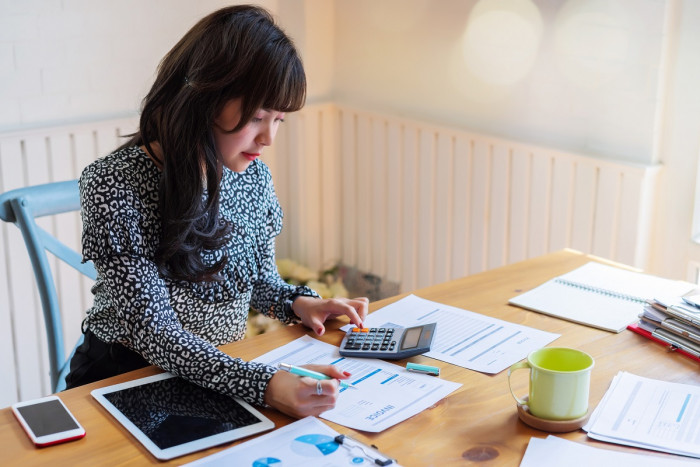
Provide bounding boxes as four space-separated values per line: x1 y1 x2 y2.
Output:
507 347 594 420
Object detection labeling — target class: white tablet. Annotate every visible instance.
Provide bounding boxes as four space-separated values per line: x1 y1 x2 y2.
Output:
91 372 275 460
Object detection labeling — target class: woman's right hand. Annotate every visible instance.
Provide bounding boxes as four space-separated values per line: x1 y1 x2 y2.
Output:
263 364 350 418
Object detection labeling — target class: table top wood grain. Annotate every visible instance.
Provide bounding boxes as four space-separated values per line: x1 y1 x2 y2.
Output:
2 250 698 466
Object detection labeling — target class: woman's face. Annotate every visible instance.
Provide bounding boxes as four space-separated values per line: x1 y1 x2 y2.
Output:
213 98 285 173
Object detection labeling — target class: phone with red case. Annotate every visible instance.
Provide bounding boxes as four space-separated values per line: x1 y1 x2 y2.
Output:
11 395 85 447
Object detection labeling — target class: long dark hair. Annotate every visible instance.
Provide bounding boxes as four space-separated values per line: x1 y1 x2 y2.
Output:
120 5 306 282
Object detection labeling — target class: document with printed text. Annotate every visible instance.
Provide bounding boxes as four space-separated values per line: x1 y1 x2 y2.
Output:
185 417 404 467
253 335 461 432
584 371 700 458
343 294 559 373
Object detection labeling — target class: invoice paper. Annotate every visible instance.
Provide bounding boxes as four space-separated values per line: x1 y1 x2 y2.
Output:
253 335 461 432
343 294 559 373
584 371 700 458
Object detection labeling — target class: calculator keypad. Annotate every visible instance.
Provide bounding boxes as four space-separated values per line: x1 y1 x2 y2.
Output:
343 328 397 353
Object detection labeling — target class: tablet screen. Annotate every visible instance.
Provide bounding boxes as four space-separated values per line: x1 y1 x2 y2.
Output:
92 373 274 460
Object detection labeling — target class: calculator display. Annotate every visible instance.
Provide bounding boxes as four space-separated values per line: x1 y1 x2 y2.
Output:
401 327 421 349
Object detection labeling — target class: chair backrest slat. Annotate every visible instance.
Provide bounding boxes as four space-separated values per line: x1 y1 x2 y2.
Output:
0 180 94 392
38 227 97 280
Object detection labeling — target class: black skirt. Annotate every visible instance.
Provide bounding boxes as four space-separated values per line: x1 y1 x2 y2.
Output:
64 330 150 390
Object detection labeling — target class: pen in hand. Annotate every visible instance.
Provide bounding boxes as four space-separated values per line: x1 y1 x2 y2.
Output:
278 363 357 390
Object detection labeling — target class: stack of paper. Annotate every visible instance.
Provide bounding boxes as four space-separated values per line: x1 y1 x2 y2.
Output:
583 372 700 459
629 296 700 361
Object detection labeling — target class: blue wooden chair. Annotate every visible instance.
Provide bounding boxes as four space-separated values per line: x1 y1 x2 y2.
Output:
0 180 96 393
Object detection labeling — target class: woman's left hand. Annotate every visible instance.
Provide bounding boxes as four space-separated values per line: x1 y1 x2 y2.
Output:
292 296 369 336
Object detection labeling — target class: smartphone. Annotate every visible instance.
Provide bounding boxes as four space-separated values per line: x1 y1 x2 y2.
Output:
11 395 86 447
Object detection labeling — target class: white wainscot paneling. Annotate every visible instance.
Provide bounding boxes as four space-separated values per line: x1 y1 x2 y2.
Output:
273 104 660 293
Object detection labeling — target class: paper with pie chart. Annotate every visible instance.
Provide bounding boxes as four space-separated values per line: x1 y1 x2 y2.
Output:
182 416 404 466
253 335 461 432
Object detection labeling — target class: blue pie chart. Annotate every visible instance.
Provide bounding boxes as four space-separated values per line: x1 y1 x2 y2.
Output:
252 457 282 467
290 433 339 457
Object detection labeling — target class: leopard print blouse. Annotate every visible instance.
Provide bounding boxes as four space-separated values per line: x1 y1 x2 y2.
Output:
79 146 318 406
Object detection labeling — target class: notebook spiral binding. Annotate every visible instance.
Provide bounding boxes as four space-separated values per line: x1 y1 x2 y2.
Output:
554 278 646 304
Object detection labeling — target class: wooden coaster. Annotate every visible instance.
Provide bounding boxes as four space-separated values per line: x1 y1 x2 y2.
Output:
516 397 590 433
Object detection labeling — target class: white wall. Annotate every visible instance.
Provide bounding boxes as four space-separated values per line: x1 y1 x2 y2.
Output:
653 0 700 280
1 0 698 281
0 0 283 131
6 0 689 245
278 0 336 102
330 0 700 282
333 0 668 166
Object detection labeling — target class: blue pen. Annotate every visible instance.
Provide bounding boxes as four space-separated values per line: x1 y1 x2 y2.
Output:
278 363 357 390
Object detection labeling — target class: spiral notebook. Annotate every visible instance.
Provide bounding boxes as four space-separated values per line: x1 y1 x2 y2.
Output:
508 262 695 333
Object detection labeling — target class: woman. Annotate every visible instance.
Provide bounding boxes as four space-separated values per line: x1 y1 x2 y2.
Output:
66 5 368 419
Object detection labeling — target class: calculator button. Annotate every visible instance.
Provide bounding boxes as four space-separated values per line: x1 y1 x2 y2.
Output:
362 344 371 350
380 345 388 350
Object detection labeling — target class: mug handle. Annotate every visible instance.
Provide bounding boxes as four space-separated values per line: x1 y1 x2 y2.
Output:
507 361 530 406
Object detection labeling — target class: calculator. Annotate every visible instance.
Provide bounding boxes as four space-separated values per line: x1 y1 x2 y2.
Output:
338 323 437 359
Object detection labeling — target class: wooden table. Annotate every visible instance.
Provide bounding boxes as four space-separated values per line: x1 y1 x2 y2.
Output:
2 250 699 466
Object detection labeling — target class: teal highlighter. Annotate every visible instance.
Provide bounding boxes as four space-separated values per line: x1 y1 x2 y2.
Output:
406 362 440 376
